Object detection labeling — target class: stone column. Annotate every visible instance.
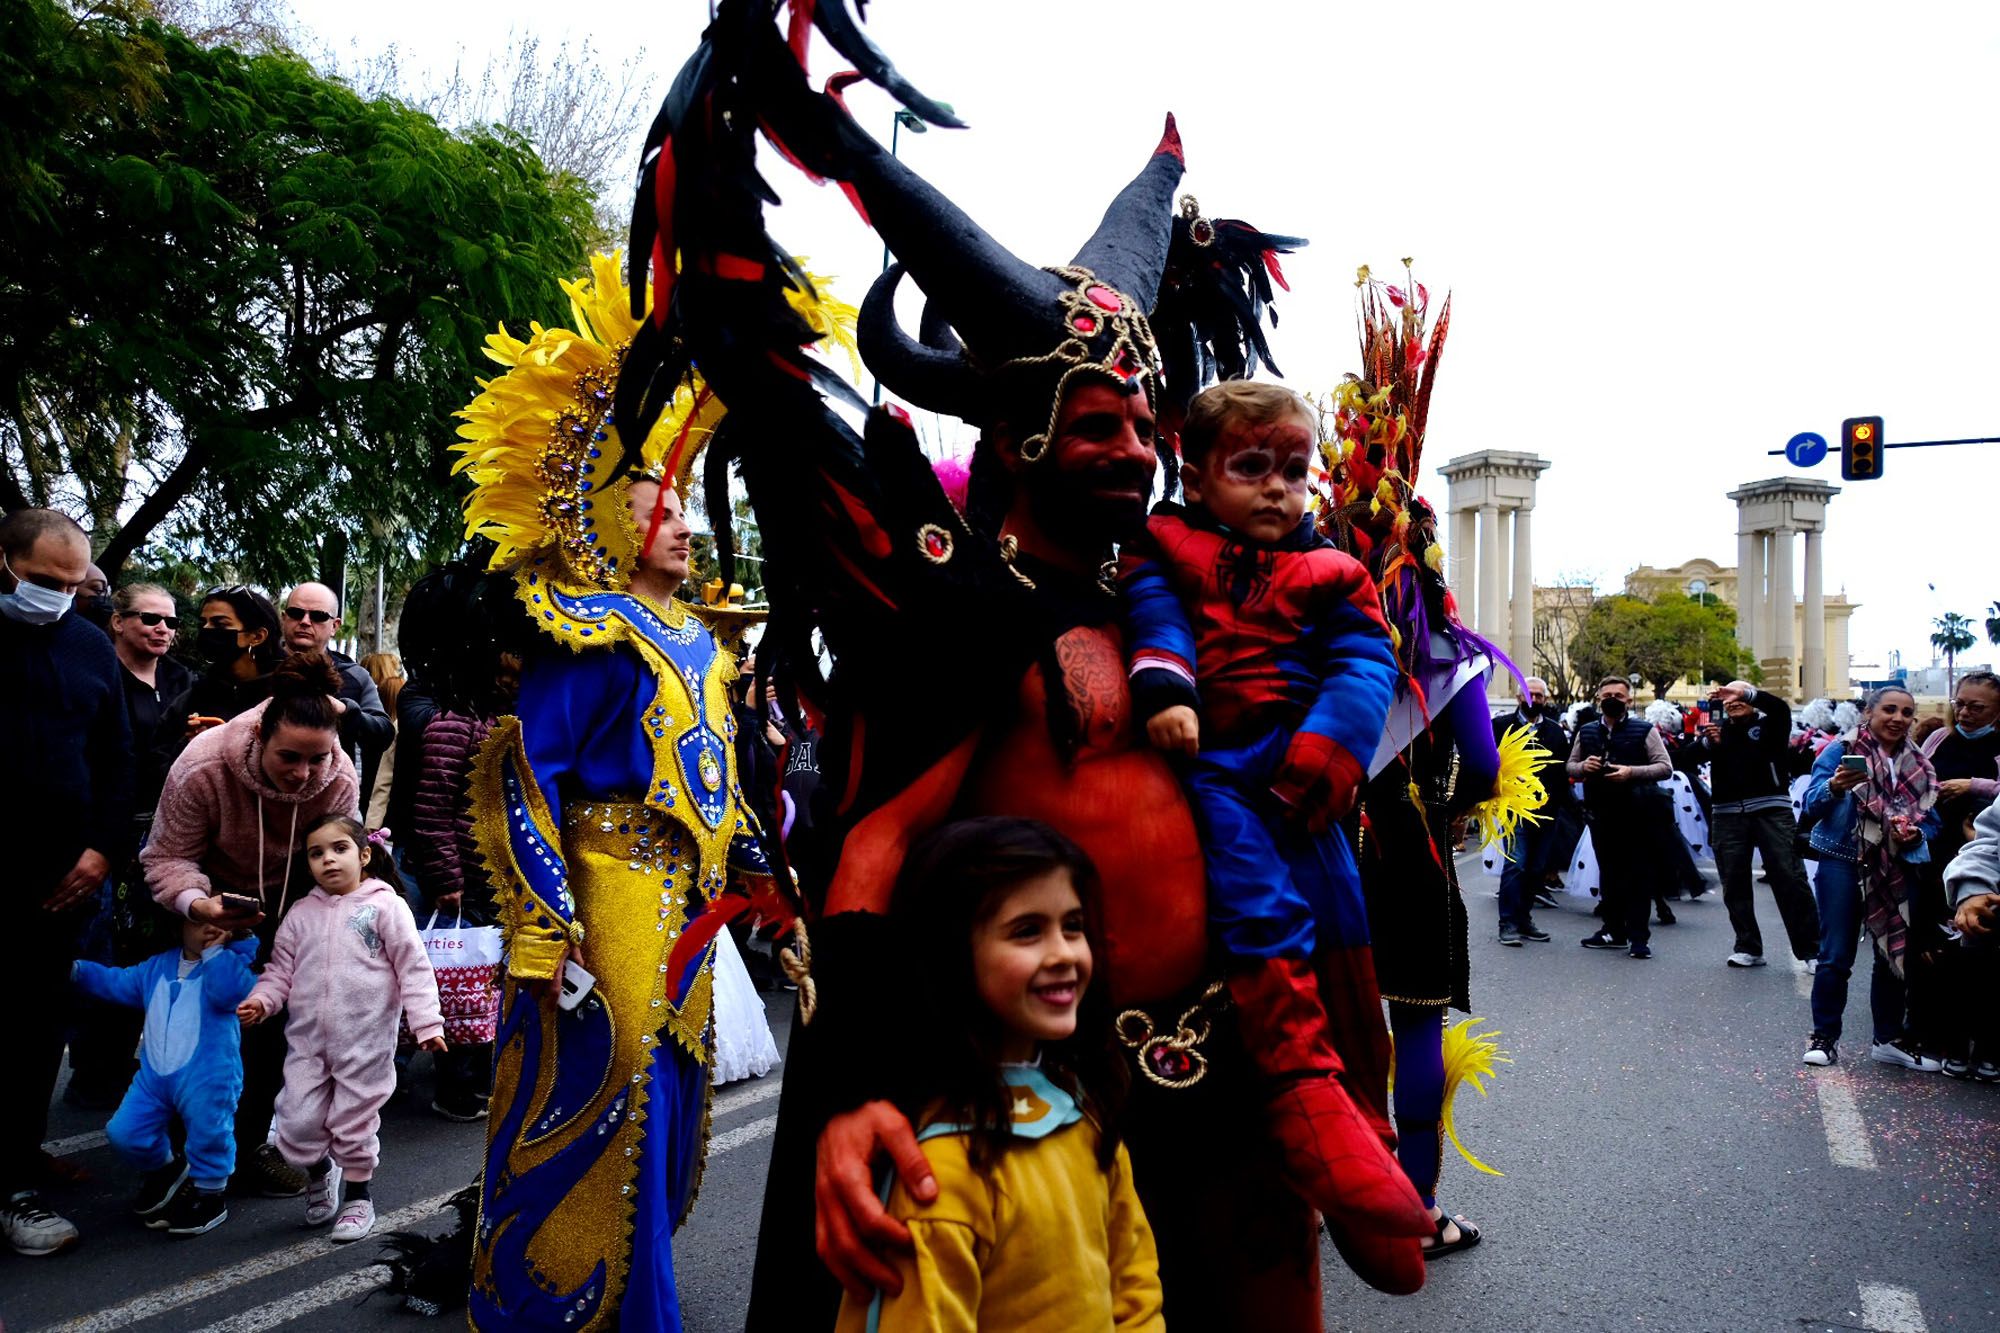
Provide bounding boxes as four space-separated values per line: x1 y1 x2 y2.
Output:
1511 504 1535 675
1452 507 1477 608
1495 511 1512 641
1769 527 1796 686
1477 504 1502 643
1802 528 1826 698
1737 527 1762 663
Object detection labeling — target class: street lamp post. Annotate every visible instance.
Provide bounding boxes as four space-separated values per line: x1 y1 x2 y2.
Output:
1689 578 1709 689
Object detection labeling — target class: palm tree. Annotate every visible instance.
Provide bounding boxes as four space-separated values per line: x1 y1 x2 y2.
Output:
1933 612 1977 695
1986 600 2000 647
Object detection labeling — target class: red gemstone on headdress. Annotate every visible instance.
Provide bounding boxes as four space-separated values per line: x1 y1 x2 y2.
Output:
1073 315 1097 334
924 531 948 558
1085 285 1120 312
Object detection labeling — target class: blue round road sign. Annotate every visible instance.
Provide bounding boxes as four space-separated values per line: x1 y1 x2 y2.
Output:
1786 431 1828 468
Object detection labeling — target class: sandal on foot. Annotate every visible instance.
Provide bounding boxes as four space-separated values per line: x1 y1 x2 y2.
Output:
1421 1209 1482 1259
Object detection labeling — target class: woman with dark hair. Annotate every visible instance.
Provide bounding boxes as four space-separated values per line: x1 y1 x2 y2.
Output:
1800 686 1941 1069
141 650 360 1197
169 585 286 746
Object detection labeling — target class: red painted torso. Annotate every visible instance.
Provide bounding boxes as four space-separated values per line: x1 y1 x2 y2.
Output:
960 623 1207 1006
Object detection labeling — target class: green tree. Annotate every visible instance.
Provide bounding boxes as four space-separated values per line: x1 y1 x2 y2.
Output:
0 0 595 587
1569 592 1757 701
1933 612 1976 694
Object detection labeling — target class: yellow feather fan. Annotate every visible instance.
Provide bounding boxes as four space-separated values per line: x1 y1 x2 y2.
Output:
1467 724 1552 853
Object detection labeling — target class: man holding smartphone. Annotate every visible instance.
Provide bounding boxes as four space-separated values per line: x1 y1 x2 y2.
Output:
1569 677 1674 958
1698 680 1821 971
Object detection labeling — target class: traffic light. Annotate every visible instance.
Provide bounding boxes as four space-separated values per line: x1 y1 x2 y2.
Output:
1841 416 1884 481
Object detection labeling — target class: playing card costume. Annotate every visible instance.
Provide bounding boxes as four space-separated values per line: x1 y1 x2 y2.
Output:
619 2 1436 1322
452 254 809 1331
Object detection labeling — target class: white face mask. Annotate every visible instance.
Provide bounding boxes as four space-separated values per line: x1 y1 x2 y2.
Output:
0 555 73 625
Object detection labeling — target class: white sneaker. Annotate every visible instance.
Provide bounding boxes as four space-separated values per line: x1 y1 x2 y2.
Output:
1726 952 1767 968
304 1163 343 1227
1794 957 1818 976
330 1197 375 1243
1869 1040 1943 1072
1 1190 80 1256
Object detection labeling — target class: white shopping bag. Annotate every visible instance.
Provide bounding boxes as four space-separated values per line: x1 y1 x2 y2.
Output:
402 910 502 1046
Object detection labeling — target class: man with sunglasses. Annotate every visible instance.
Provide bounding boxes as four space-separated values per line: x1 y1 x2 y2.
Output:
279 583 392 794
0 508 134 1256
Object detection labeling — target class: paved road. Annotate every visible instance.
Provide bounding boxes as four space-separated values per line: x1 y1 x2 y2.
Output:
8 858 1996 1332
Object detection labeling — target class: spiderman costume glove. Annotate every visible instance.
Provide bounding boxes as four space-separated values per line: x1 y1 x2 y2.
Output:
1270 731 1364 831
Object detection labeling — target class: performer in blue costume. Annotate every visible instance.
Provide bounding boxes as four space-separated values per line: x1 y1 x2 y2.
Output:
452 254 825 1331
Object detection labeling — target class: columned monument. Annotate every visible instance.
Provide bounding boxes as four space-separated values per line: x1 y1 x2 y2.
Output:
1727 477 1840 698
1439 450 1553 693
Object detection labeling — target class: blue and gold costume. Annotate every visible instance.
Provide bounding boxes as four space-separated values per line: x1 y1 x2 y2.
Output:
450 255 838 1330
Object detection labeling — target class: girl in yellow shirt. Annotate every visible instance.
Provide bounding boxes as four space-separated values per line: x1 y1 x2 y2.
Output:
837 817 1165 1333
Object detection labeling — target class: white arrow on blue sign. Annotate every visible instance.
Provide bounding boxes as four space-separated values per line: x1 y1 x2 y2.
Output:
1785 431 1828 468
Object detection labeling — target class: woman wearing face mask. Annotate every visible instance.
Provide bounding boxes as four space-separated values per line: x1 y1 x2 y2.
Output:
141 651 360 1198
1915 670 2000 1075
164 586 285 749
1799 687 1940 1070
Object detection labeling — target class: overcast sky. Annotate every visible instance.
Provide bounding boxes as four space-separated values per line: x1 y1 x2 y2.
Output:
293 0 2000 668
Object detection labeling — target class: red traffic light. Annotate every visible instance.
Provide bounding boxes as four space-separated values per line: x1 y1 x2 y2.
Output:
1841 415 1884 481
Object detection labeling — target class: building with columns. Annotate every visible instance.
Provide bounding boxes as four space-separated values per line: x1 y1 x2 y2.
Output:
1438 450 1553 694
1624 476 1855 701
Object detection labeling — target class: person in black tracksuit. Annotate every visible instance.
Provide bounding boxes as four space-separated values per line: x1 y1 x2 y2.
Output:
1568 677 1673 958
1494 677 1573 944
1696 680 1821 968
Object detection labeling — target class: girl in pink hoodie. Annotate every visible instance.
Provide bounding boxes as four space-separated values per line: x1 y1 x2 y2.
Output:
239 815 444 1242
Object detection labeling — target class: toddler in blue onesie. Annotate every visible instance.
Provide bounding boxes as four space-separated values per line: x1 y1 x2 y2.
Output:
71 913 259 1237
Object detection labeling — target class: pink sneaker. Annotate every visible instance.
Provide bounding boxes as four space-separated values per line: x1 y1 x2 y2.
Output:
304 1164 342 1227
329 1197 374 1243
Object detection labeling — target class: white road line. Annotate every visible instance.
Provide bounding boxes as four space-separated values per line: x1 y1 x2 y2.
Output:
1813 1070 1878 1170
55 1086 787 1333
42 1129 108 1157
1857 1281 1928 1332
1794 967 1813 998
710 1113 778 1157
714 1075 784 1115
47 1191 457 1333
192 1266 390 1333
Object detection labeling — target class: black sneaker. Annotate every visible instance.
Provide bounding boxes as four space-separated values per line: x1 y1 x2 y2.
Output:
163 1187 228 1237
1655 903 1678 926
1803 1034 1838 1067
1581 931 1628 950
1498 924 1523 947
432 1091 488 1123
233 1143 306 1198
1519 924 1552 943
1533 890 1560 910
135 1155 189 1223
1628 944 1653 960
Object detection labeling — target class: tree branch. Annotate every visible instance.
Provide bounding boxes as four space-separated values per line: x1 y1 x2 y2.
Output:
96 438 209 579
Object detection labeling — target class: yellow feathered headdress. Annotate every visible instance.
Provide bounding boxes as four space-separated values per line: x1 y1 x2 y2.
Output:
451 252 858 604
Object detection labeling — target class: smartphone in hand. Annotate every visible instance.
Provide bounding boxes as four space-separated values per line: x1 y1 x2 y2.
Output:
557 959 597 1012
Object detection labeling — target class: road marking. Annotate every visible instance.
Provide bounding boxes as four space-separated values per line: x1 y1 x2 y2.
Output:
1813 1070 1878 1169
191 1266 390 1333
710 1113 778 1157
47 1191 457 1333
1857 1282 1928 1332
42 1129 108 1157
1794 966 1813 998
714 1075 784 1115
52 1083 787 1333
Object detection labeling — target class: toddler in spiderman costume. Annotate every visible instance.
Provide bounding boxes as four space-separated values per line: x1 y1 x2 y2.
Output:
1121 380 1434 1292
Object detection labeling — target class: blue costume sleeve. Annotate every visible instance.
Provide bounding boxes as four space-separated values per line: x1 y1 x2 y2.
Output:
1446 681 1504 804
71 956 149 1010
204 939 262 1010
1118 557 1200 720
1295 578 1399 771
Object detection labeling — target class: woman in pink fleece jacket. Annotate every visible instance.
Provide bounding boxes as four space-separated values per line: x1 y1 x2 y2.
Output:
140 652 360 1199
240 814 443 1243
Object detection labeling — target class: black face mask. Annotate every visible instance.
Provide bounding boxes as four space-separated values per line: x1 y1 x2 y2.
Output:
81 594 116 627
1599 698 1627 721
197 625 246 664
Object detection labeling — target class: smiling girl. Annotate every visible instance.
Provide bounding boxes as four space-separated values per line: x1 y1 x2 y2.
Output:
835 817 1163 1333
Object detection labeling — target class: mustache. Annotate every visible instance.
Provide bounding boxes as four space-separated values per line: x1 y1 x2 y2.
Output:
1078 460 1154 493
